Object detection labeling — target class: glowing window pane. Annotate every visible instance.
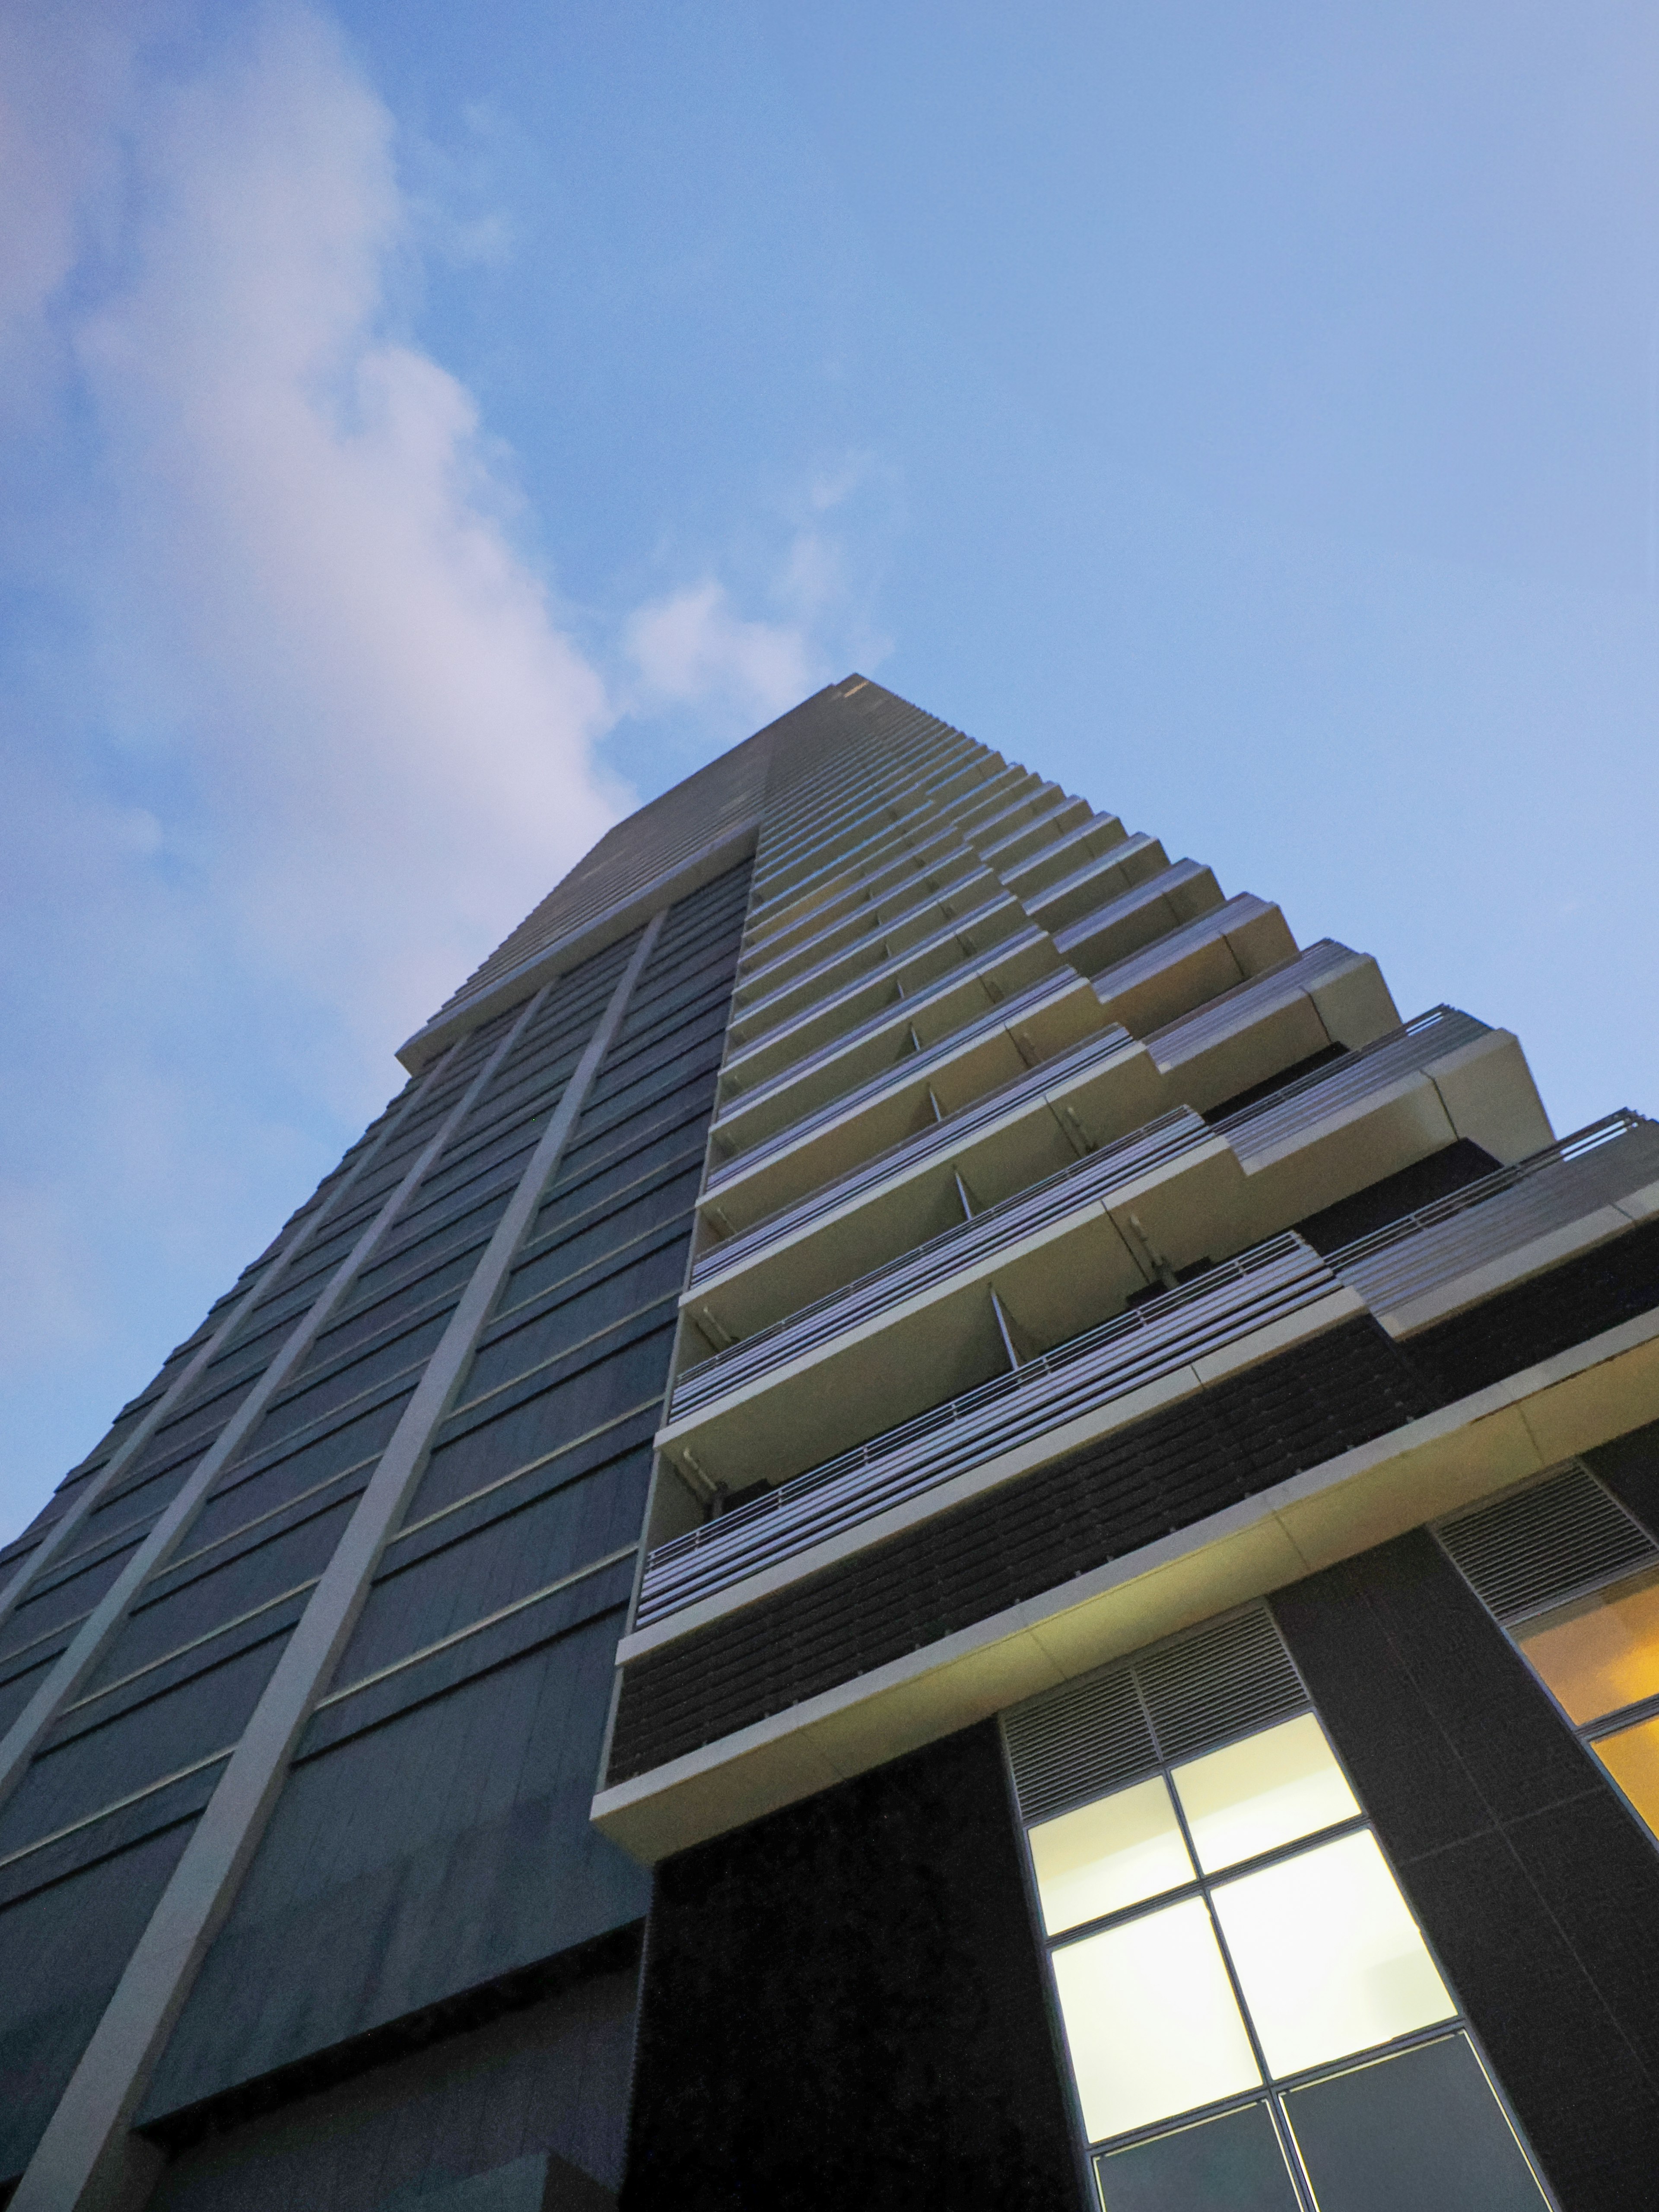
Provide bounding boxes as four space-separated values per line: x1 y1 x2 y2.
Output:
1028 1777 1194 1934
1050 1897 1260 2141
1212 1830 1454 2079
1515 1567 1659 1725
1173 1713 1360 1873
1594 1714 1659 1840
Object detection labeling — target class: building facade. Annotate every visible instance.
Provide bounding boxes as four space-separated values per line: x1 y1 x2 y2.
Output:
2 677 1658 2210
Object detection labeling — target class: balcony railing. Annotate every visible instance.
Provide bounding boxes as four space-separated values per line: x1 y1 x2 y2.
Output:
636 1112 1659 1635
707 953 1068 1171
639 1234 1338 1630
689 1018 1139 1290
671 1107 1208 1421
1331 1110 1659 1320
683 1003 1491 1404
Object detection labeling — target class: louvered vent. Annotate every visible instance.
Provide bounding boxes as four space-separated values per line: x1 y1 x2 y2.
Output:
1004 1664 1157 1825
1003 1606 1308 1822
1136 1606 1307 1764
1438 1463 1658 1621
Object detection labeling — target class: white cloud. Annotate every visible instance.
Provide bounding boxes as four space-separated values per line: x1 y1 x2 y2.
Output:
64 1 624 1055
0 0 626 1526
626 576 820 724
0 0 882 1535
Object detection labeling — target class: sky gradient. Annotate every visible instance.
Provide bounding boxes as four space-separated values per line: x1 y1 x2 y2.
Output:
3 0 1657 1541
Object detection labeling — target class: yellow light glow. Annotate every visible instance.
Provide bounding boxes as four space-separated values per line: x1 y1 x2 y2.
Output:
1212 1830 1454 2079
1051 1897 1260 2141
1172 1713 1360 1873
1594 1714 1659 1840
1516 1568 1659 1725
1028 1776 1194 1934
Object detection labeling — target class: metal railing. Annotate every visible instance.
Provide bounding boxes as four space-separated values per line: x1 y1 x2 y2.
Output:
1330 1112 1659 1319
671 1107 1208 1419
638 1235 1337 1629
690 1017 1138 1286
638 1112 1659 1634
706 956 1068 1178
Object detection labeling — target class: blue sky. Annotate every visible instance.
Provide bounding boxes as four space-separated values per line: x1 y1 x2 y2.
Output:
3 1 1657 1542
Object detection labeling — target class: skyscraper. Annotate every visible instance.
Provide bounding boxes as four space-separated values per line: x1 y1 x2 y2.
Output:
3 677 1658 2210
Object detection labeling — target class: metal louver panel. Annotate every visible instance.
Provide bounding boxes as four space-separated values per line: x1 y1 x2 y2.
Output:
1437 1463 1658 1622
1003 1665 1156 1825
1002 1605 1309 1824
1135 1606 1307 1763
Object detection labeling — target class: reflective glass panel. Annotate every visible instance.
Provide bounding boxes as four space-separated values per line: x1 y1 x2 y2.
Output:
1051 1897 1260 2141
1096 2101 1301 2212
1212 1830 1454 2078
1285 2034 1548 2211
1593 1713 1659 1839
1173 1713 1360 1873
1028 1776 1193 1935
1515 1566 1659 1724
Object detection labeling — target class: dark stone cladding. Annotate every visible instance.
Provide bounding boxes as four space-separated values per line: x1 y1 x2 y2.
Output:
1271 1531 1659 2211
607 1216 1659 1784
621 1722 1086 2212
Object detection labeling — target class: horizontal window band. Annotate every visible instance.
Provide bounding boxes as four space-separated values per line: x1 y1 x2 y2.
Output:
59 1582 320 1717
129 1485 362 1615
0 1748 232 1880
519 1141 705 1250
19 1515 158 1598
388 1396 664 1549
315 1542 639 1713
0 1627 79 1696
164 1454 382 1574
456 1290 683 1419
483 1214 694 1339
1043 1814 1370 1953
216 1368 424 1485
432 1310 677 1447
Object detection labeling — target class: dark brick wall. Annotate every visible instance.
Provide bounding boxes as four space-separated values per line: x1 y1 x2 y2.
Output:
622 1722 1085 2212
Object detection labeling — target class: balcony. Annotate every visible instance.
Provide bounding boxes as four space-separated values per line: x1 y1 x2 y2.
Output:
641 1234 1347 1630
664 1008 1522 1493
721 890 1032 1082
702 972 1116 1231
1018 831 1170 933
637 1113 1659 1637
1050 860 1224 974
708 926 1068 1160
1090 894 1298 1034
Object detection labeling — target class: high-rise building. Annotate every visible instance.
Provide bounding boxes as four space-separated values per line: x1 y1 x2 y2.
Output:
3 678 1659 2212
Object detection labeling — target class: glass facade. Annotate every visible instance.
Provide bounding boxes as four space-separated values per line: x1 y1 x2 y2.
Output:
1011 1621 1551 2211
1440 1465 1659 1850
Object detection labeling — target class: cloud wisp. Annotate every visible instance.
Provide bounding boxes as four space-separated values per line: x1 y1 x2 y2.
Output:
0 0 861 1534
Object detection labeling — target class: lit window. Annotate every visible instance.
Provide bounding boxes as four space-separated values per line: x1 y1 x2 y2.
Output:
1440 1471 1659 1852
1211 1830 1453 2078
1028 1775 1191 1934
1050 1896 1259 2139
1018 1677 1549 2209
1514 1566 1659 1726
1172 1712 1360 1873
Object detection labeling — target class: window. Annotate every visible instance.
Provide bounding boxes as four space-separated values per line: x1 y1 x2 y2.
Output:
1005 1611 1551 2210
1440 1461 1659 1844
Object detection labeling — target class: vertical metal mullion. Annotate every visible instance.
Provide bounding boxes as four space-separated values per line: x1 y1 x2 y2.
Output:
0 1054 455 1635
0 1003 540 1822
12 915 664 2212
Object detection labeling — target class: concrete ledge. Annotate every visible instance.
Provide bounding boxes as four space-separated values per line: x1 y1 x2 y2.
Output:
623 1286 1365 1662
592 1306 1659 1863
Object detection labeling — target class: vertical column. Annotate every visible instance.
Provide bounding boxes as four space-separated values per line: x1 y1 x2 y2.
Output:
0 1063 441 1631
10 918 662 2212
0 1004 542 1815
